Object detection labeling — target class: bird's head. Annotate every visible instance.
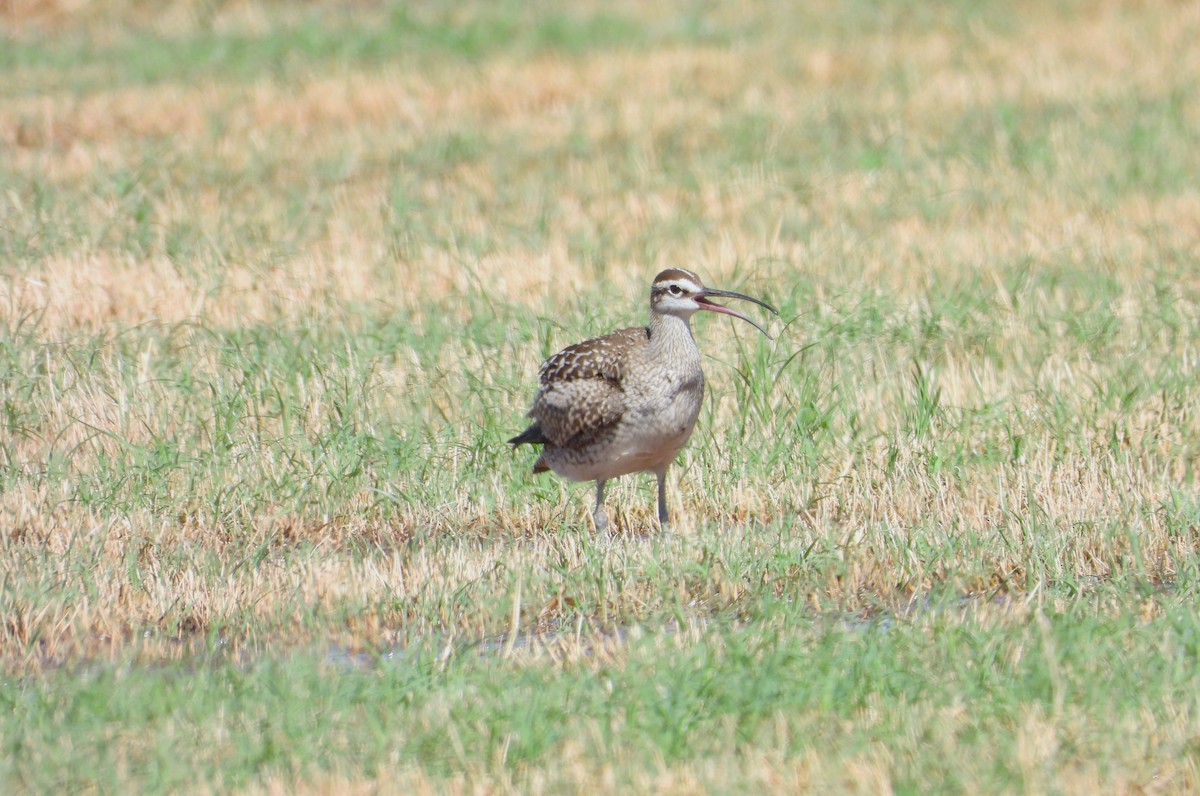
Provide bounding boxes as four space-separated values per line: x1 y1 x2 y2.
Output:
649 268 778 337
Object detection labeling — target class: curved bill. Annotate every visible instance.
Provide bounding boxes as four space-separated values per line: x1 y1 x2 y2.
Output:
696 287 779 339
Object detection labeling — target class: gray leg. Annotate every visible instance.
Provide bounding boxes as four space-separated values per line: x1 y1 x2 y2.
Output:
592 479 609 532
654 467 670 529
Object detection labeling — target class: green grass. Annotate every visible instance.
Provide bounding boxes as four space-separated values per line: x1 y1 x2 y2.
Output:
0 4 651 95
4 0 1200 791
7 596 1200 792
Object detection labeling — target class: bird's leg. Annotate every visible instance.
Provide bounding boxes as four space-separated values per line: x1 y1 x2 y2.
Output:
592 479 609 532
654 466 670 530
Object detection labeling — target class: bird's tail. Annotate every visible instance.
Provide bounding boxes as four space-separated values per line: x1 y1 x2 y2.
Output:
507 423 549 447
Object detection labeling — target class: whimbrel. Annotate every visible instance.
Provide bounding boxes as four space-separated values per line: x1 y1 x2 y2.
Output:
509 268 777 531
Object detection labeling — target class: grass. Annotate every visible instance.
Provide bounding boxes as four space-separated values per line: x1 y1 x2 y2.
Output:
8 603 1200 793
3 0 1200 791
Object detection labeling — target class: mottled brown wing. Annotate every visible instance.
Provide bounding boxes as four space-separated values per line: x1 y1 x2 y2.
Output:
529 379 625 447
529 327 647 447
536 327 647 385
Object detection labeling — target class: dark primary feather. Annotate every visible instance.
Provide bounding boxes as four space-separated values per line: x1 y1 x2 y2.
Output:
507 424 549 447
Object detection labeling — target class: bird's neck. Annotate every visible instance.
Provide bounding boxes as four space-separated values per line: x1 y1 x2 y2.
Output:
648 311 698 358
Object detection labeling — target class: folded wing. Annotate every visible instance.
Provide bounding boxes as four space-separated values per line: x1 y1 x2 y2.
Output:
528 327 647 447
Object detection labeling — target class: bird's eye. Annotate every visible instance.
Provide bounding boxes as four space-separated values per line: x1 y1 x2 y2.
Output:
668 284 683 296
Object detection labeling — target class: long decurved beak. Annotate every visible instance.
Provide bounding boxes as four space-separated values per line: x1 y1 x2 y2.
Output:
696 287 779 338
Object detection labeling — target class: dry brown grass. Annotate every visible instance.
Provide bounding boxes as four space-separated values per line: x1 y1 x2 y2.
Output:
4 0 1200 790
4 0 1200 652
4 0 1197 333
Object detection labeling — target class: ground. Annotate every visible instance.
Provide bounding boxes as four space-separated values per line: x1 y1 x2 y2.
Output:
3 0 1200 792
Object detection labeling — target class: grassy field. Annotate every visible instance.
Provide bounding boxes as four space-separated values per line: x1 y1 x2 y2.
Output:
4 0 1200 791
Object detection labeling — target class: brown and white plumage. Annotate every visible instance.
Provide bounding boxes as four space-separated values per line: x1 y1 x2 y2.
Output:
509 268 777 531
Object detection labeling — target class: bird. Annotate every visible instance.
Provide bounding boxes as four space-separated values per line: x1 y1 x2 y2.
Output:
509 268 777 532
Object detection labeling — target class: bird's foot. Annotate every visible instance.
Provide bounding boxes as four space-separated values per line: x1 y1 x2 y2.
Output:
657 505 672 535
